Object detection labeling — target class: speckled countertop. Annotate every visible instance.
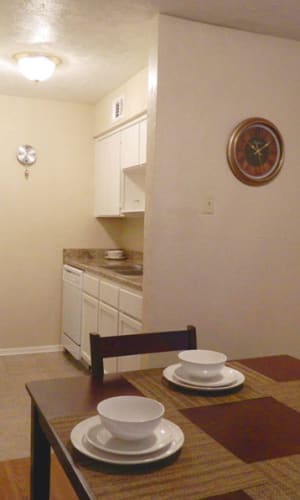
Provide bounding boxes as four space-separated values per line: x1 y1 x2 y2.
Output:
63 249 143 291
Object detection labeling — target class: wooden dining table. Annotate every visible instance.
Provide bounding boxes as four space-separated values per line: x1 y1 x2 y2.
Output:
25 355 300 499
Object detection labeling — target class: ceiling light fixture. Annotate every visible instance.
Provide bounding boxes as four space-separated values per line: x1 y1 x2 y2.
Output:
13 52 61 82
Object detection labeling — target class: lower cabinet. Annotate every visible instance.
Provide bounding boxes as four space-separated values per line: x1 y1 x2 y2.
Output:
81 293 98 365
118 313 142 372
98 301 118 372
80 272 143 374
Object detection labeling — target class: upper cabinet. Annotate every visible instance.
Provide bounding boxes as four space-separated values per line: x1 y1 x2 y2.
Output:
94 115 147 218
120 117 147 169
120 117 147 215
94 131 121 217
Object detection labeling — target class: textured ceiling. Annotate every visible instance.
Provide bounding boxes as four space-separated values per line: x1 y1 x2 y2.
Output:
1 0 300 104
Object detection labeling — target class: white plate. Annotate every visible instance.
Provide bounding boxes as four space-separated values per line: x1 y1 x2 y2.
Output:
174 365 237 387
71 416 184 465
86 419 172 455
163 364 245 391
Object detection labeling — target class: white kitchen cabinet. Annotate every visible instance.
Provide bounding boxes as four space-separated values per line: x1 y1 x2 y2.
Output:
81 274 117 373
81 292 98 365
98 279 120 373
98 301 119 336
81 273 100 365
121 117 147 215
120 117 147 169
80 273 143 374
94 115 147 218
118 313 143 372
82 294 117 373
117 286 143 372
120 122 140 169
98 301 118 372
119 287 143 321
121 166 146 214
99 279 119 308
83 273 99 297
94 131 121 217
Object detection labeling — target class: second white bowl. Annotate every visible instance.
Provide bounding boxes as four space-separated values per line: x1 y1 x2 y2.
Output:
97 396 165 441
178 349 227 379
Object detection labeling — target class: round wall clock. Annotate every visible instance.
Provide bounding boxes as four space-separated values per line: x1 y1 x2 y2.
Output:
227 117 284 185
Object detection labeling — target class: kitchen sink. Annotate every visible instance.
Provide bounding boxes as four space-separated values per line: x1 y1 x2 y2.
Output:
100 264 143 276
114 269 143 276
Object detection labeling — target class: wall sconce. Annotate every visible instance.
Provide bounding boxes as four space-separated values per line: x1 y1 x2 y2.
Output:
16 145 37 178
13 52 61 82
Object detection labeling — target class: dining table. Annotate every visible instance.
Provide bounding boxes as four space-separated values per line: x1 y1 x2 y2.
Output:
25 354 300 499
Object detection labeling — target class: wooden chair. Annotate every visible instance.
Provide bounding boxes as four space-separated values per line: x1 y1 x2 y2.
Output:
90 325 197 378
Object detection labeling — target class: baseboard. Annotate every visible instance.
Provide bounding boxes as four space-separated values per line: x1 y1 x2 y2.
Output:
0 344 64 356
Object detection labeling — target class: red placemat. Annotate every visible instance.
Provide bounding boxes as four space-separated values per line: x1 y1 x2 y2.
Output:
238 355 300 381
181 396 300 463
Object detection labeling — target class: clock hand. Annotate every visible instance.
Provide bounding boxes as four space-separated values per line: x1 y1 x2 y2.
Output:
254 140 272 155
248 141 258 153
248 141 263 165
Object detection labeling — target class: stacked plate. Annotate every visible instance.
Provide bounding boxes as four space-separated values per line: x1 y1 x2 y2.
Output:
104 249 127 260
163 363 245 391
163 349 245 391
70 415 184 465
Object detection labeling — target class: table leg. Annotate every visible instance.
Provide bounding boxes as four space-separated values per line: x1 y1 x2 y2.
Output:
30 402 51 500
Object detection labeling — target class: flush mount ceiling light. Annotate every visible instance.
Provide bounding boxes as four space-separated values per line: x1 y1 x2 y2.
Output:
13 52 61 82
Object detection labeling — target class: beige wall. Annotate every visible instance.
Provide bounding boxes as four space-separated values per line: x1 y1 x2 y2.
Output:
144 15 300 359
94 68 148 252
120 217 144 252
0 95 121 350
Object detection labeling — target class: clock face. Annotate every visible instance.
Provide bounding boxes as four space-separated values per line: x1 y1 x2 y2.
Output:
227 118 284 185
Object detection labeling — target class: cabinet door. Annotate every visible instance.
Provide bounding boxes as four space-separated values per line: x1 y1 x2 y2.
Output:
99 279 119 308
118 313 142 372
83 273 99 298
81 293 98 366
98 301 118 373
121 169 145 214
119 288 143 321
120 119 147 214
120 122 139 169
94 132 121 217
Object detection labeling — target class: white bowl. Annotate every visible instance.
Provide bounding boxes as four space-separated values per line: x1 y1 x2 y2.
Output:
178 349 227 379
97 396 165 441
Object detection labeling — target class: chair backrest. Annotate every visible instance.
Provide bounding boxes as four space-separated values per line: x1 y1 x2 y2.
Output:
90 325 197 378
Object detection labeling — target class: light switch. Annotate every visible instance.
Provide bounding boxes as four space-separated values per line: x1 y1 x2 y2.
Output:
203 195 214 215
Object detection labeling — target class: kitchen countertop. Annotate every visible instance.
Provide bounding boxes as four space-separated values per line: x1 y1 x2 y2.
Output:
63 249 143 291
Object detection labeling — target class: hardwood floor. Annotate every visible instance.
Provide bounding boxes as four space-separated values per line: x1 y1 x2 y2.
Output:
0 455 77 499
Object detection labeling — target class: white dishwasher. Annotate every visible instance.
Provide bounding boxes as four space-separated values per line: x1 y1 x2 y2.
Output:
61 265 83 360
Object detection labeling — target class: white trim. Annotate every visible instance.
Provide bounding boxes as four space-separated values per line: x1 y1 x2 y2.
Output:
93 112 147 141
0 344 64 356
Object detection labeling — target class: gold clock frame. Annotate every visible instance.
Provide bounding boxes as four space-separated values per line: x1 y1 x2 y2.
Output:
227 117 284 186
